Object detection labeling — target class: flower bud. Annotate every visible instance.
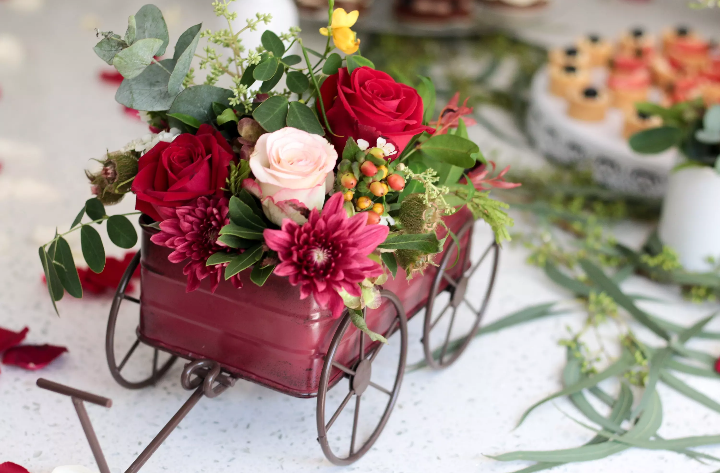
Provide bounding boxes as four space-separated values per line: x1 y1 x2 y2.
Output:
372 203 384 215
356 196 372 210
369 181 388 197
360 161 378 177
387 174 405 191
341 173 358 189
366 211 381 225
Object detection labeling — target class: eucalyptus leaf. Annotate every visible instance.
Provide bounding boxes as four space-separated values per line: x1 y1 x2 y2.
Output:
112 38 164 80
168 24 202 95
52 237 82 298
544 263 592 297
107 215 138 249
133 4 169 56
225 244 263 279
85 198 106 221
253 95 289 132
418 134 479 168
125 15 137 44
286 102 324 135
286 71 310 95
167 85 233 132
80 226 106 274
660 370 720 414
322 53 343 75
115 59 177 111
94 35 128 65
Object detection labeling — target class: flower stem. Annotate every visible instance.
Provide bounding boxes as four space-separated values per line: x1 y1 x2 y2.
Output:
43 212 142 249
299 38 337 137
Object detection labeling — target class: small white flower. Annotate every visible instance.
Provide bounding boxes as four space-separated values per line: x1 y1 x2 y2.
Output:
122 128 181 155
379 215 396 226
376 137 397 156
357 139 370 151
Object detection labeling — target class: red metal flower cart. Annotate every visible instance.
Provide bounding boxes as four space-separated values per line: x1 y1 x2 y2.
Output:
38 207 499 471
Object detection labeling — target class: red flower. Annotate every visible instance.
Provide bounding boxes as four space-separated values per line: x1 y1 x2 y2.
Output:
3 344 68 370
151 196 243 293
132 124 235 222
434 92 477 135
0 463 30 473
264 193 389 318
319 67 434 157
0 326 28 352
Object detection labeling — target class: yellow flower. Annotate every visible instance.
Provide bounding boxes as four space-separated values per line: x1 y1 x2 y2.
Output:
319 8 361 55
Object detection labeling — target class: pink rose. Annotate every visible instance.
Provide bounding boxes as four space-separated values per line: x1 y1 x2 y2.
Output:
249 128 338 219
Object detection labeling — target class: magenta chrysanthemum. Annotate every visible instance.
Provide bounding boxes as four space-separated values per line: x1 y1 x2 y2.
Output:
263 192 389 318
150 196 242 293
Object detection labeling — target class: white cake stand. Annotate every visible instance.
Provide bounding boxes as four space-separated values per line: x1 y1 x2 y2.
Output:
527 65 679 198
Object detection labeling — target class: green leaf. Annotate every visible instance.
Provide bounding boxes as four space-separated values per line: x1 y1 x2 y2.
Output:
167 85 233 132
456 117 468 140
220 223 264 241
240 64 257 88
347 55 375 74
52 237 82 298
216 108 239 126
704 104 720 132
342 137 362 162
322 53 343 75
39 247 61 313
112 38 164 80
125 15 137 44
477 302 567 337
544 263 592 297
107 215 138 249
168 24 202 95
85 198 106 221
115 58 177 111
378 233 442 252
254 57 280 81
667 357 720 379
516 351 634 427
212 101 229 117
70 205 85 229
225 244 264 279
286 71 310 94
80 226 106 274
695 128 720 144
305 47 323 58
250 261 275 286
661 370 720 414
579 259 670 341
228 196 266 231
418 134 479 168
631 348 672 419
629 126 683 154
253 95 289 132
216 234 254 249
133 4 169 56
381 253 398 279
416 76 436 125
94 35 128 65
206 253 235 266
236 189 263 217
259 64 285 93
349 309 387 344
282 54 302 66
286 102 324 135
261 30 285 57
167 113 201 129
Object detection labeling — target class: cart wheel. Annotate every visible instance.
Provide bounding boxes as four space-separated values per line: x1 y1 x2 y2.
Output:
317 290 408 466
106 251 177 389
422 219 499 369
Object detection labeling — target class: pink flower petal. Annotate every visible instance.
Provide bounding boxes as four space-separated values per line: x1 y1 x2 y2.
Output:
2 344 68 370
0 326 28 352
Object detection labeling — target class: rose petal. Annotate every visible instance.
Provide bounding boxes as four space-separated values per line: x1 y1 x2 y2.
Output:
2 344 68 370
0 462 31 473
0 326 28 352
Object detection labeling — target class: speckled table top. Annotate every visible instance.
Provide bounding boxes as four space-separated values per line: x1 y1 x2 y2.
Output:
1 1 720 472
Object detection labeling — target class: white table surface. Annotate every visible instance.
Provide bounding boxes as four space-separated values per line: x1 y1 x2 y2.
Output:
1 1 720 472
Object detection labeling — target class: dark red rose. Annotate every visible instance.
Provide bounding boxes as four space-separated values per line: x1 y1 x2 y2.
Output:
319 66 434 156
132 124 234 221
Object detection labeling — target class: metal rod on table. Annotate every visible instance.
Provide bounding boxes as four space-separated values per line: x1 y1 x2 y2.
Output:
124 386 206 473
37 378 112 407
73 398 112 473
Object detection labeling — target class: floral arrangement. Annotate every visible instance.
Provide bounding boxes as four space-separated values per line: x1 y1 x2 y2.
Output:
38 0 517 337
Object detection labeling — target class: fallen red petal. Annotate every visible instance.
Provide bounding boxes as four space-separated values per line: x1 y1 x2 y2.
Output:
3 344 68 370
43 252 139 296
715 357 720 374
98 69 124 85
0 462 31 473
123 106 141 120
0 326 29 352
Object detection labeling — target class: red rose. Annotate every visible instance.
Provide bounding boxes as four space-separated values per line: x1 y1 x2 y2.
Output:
319 66 434 156
132 124 234 221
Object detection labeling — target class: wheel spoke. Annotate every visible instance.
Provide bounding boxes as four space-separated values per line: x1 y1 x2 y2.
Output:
332 361 356 377
350 395 361 455
439 307 458 363
325 389 355 432
442 272 458 287
466 242 495 279
463 297 480 314
430 302 452 331
123 294 140 304
369 381 392 396
117 339 141 372
368 319 399 362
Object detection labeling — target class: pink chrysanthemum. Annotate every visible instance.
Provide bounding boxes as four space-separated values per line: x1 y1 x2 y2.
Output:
150 196 242 293
264 192 389 318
